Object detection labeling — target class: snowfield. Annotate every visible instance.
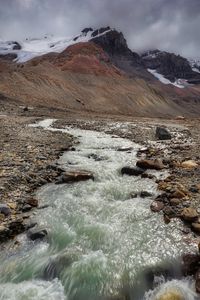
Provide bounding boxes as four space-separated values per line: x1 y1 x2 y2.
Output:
147 69 188 89
0 29 112 63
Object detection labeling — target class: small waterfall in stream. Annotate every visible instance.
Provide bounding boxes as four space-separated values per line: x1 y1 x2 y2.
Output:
0 119 198 300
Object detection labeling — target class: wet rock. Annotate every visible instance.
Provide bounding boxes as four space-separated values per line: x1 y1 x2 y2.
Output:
141 173 156 180
171 189 186 199
140 191 153 198
163 215 171 224
121 166 145 176
156 127 172 140
25 222 37 230
150 201 164 212
181 227 191 234
195 269 200 293
155 193 169 204
0 204 11 216
46 164 65 173
27 228 48 241
181 207 198 222
22 204 32 212
25 198 38 207
191 223 200 233
182 254 200 276
170 198 181 206
163 206 176 217
38 205 49 210
0 213 5 222
117 147 133 152
136 159 165 170
181 160 198 169
0 225 9 241
42 249 81 280
87 153 105 161
56 170 94 184
130 192 138 198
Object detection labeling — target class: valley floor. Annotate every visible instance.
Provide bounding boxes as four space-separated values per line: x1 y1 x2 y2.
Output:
1 101 200 293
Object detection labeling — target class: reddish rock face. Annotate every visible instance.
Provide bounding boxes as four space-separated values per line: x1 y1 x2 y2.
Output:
53 42 123 76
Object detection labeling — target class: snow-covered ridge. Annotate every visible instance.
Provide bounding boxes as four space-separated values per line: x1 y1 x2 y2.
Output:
0 28 112 63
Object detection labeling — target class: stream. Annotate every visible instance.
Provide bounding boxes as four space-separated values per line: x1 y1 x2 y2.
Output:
0 119 198 300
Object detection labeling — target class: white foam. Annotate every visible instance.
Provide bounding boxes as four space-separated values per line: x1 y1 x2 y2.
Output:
0 279 65 300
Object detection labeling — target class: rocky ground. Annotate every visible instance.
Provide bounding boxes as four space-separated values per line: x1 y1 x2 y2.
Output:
1 103 200 292
0 113 74 245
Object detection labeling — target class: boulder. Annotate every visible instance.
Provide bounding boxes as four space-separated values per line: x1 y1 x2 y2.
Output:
170 198 181 206
140 191 153 198
171 189 186 199
0 225 9 242
27 228 48 241
181 207 198 222
141 173 156 179
191 223 200 233
163 206 176 217
181 160 198 169
163 215 171 224
136 159 165 170
182 253 200 276
150 201 164 212
25 198 38 207
156 127 172 140
121 166 145 176
0 204 11 216
56 170 94 184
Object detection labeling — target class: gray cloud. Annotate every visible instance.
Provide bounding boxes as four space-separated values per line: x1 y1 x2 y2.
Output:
0 0 200 58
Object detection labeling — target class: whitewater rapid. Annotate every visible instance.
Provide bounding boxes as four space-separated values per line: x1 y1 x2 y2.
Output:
0 119 197 300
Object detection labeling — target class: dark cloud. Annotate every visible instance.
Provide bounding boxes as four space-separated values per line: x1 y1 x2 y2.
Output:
0 0 200 58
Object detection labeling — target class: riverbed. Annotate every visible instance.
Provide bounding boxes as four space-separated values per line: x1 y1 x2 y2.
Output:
0 120 198 300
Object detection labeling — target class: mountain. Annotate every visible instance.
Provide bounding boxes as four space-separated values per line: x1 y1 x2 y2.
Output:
1 27 200 117
141 49 200 85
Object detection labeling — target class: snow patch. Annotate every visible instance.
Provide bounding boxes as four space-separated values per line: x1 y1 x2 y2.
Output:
189 58 200 73
148 69 187 89
192 67 200 74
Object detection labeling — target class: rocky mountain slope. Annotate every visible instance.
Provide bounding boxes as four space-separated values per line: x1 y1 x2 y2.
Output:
142 49 200 84
1 27 200 117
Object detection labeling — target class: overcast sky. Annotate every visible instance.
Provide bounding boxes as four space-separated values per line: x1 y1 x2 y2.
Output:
0 0 200 58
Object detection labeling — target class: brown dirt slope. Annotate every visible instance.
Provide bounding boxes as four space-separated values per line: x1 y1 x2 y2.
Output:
0 42 200 117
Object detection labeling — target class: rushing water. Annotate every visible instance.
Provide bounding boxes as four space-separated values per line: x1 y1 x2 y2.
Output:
0 120 198 300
